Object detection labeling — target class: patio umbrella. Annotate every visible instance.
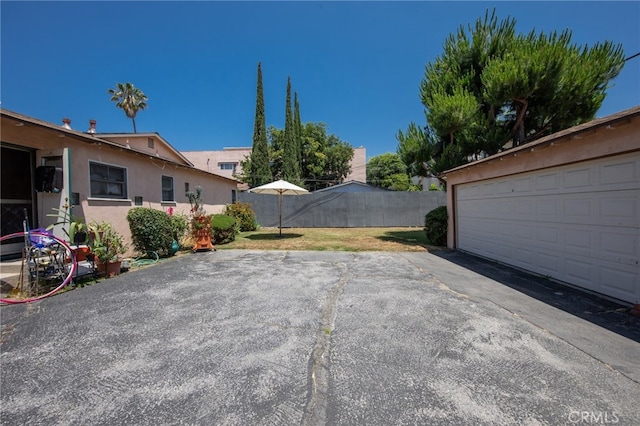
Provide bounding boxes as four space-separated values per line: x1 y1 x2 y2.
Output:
249 179 309 236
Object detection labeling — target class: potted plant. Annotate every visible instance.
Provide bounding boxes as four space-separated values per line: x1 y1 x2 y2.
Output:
187 186 214 251
46 201 90 245
89 221 128 277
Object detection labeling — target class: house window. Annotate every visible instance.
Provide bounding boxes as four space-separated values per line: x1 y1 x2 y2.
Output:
185 182 190 195
219 162 236 171
89 162 127 199
148 138 155 149
162 175 174 202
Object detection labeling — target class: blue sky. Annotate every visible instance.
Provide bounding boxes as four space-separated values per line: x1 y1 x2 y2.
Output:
2 1 639 160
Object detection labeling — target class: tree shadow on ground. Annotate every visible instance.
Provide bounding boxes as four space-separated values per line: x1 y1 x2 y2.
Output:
244 233 303 240
433 250 640 343
376 230 441 250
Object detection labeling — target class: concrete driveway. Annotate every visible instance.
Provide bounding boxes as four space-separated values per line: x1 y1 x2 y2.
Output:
1 250 639 425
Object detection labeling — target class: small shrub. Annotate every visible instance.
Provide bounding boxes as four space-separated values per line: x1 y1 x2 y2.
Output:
224 202 258 232
424 206 448 246
211 214 236 245
127 207 174 256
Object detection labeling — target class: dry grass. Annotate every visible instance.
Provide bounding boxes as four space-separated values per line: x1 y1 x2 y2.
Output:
217 227 443 252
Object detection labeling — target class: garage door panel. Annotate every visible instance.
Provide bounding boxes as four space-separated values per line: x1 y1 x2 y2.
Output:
537 225 559 244
536 173 560 190
601 267 638 299
513 246 536 268
515 176 534 192
564 228 593 251
600 160 636 185
514 200 534 216
514 224 533 240
538 252 560 275
456 151 640 304
536 199 561 219
564 197 594 223
600 194 639 227
601 232 638 262
565 258 594 287
496 181 513 194
565 168 593 188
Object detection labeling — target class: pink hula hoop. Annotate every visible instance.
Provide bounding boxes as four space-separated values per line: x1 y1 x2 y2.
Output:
1 231 77 305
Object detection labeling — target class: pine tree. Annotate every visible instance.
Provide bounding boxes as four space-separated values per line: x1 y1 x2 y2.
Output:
283 77 300 183
249 62 272 187
411 8 625 175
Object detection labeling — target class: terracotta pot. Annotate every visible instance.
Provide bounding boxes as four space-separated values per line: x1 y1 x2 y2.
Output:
72 246 91 262
97 260 122 278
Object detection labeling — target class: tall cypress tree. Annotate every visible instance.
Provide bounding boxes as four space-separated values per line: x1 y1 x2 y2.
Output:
283 76 300 183
293 91 303 177
249 62 271 187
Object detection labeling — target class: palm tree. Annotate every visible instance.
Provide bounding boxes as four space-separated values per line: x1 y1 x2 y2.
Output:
107 82 148 133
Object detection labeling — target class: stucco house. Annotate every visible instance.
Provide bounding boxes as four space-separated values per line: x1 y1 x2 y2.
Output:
0 108 239 258
440 106 640 304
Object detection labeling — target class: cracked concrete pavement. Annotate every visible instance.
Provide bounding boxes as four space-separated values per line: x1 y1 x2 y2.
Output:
1 249 639 425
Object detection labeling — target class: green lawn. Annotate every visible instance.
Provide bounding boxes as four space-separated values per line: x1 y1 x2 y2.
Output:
217 227 443 252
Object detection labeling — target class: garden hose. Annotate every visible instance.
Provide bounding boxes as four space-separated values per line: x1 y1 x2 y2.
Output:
130 251 159 268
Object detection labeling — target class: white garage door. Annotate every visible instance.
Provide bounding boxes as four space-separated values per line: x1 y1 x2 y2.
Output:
456 151 640 304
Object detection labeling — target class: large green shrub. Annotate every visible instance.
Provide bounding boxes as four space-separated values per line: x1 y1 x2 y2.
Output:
424 206 448 246
211 214 237 245
224 202 258 232
126 207 174 256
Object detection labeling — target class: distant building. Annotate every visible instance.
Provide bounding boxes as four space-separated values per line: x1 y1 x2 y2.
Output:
182 146 367 189
182 147 251 180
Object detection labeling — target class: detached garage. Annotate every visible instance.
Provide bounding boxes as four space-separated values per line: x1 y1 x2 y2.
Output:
441 106 640 305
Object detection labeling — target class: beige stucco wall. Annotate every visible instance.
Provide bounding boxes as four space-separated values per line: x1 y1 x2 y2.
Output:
442 109 640 248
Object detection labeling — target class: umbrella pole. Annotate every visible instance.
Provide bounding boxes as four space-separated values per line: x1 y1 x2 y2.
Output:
278 191 283 237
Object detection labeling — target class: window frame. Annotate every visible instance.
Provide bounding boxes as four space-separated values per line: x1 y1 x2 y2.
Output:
161 175 174 202
89 161 128 200
219 162 236 171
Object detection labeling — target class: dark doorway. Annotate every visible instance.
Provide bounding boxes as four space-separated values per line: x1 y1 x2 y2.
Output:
1 145 35 258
